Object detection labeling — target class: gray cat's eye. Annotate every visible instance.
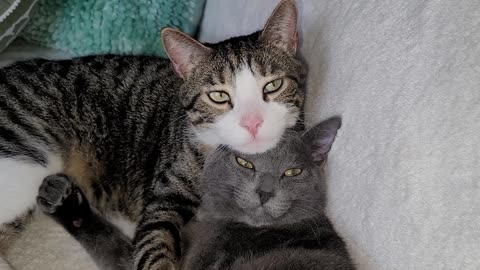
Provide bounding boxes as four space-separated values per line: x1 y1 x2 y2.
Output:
284 168 302 177
208 91 231 104
236 157 254 170
263 78 283 94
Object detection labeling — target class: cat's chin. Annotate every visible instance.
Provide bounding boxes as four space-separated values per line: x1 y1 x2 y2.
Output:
231 137 280 154
192 126 280 154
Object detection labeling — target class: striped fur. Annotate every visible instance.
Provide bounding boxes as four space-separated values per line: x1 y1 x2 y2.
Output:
0 0 306 268
0 55 203 268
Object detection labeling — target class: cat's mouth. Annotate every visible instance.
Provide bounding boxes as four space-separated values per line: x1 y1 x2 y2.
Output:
243 204 291 227
263 202 292 218
242 208 275 227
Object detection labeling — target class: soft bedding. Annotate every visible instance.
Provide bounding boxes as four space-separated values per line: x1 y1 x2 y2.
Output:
0 39 70 67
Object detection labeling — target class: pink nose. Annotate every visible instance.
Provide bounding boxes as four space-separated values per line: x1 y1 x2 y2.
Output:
240 114 263 137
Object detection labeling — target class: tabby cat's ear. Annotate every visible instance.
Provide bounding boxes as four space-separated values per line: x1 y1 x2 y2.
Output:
260 0 298 55
161 28 212 79
302 117 342 166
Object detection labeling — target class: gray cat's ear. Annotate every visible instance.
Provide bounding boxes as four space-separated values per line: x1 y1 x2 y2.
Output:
161 28 213 79
302 117 342 166
260 0 298 55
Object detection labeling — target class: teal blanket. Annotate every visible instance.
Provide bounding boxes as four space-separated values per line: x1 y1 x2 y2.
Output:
20 0 206 57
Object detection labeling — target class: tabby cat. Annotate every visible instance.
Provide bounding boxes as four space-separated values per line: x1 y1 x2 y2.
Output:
36 117 354 270
0 0 305 269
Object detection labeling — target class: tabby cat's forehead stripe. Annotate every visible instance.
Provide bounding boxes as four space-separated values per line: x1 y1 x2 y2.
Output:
203 75 215 86
254 59 268 77
216 70 226 84
183 93 202 111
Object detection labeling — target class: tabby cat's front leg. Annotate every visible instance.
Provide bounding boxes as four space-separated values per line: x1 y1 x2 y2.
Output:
133 194 199 270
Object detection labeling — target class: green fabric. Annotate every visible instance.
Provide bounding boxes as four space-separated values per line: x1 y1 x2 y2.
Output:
0 0 38 53
20 0 206 58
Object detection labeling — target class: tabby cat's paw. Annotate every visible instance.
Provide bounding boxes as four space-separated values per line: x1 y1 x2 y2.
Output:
37 173 76 214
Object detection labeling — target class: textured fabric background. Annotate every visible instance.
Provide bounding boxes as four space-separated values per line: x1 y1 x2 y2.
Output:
6 212 98 270
20 0 206 57
200 1 480 269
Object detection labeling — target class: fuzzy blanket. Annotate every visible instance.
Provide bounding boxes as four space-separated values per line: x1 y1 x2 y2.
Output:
3 0 480 269
19 0 206 57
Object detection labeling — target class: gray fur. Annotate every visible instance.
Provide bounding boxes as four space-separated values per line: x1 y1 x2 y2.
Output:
182 116 355 270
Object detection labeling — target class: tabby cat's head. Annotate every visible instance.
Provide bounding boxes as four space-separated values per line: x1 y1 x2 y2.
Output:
199 117 342 227
161 0 305 154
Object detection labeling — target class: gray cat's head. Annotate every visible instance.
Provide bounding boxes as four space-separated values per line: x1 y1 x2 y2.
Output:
161 0 305 154
199 117 342 227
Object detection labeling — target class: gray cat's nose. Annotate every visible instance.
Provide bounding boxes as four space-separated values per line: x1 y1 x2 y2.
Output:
256 173 276 204
257 190 274 205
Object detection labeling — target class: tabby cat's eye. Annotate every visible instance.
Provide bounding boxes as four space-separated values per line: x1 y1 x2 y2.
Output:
284 168 302 177
236 157 254 170
208 91 230 104
263 78 283 94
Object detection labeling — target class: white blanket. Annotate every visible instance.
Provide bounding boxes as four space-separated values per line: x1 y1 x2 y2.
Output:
4 0 480 269
201 0 480 269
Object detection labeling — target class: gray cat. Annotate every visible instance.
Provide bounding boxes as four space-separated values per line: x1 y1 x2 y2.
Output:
37 117 355 270
182 116 354 270
0 0 304 269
